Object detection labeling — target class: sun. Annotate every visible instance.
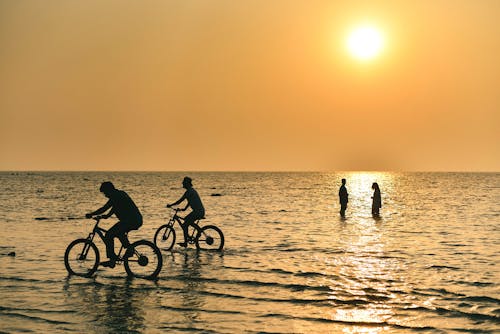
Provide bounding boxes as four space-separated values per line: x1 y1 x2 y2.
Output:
347 26 384 61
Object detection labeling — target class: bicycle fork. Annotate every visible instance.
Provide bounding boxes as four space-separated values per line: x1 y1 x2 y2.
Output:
79 233 95 260
161 222 175 241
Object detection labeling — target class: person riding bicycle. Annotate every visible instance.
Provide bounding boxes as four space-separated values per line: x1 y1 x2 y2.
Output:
85 182 143 268
166 176 205 247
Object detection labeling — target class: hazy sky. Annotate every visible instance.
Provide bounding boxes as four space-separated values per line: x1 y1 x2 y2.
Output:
1 1 499 171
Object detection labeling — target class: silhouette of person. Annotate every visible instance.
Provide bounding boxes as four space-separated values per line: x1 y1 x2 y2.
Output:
166 177 205 247
85 182 143 267
339 178 349 217
371 182 382 216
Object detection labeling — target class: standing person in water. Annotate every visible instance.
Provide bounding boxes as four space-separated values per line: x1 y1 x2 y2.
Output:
166 177 205 247
339 178 349 217
85 182 143 268
371 182 382 216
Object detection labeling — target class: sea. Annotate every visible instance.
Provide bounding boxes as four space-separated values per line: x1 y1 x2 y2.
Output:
0 172 499 333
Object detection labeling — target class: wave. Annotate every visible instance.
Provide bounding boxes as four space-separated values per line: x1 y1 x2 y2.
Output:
152 282 377 307
0 276 62 284
159 305 243 315
0 305 76 315
221 265 341 281
164 274 334 293
159 325 219 333
156 278 395 307
452 281 495 287
412 287 466 298
402 305 499 324
459 295 500 304
426 265 461 270
257 246 344 254
0 311 72 325
257 312 440 332
434 307 500 323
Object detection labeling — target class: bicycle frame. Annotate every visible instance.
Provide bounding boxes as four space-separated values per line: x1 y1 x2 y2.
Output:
167 209 202 243
87 219 106 243
82 217 128 261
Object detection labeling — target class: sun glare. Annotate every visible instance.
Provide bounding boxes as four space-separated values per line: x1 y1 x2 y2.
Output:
347 26 384 61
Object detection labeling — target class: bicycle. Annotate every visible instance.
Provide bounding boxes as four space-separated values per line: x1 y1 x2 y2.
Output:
154 208 224 251
64 216 163 279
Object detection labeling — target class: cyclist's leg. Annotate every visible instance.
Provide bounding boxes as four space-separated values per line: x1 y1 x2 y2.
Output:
181 212 200 245
117 231 131 250
104 221 129 263
118 218 142 256
184 211 205 243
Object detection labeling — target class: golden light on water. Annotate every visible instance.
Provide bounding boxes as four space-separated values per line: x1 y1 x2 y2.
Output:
323 172 398 330
346 172 395 205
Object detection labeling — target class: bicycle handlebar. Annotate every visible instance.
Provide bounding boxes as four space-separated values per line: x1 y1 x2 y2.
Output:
166 207 185 221
166 206 182 212
89 215 107 222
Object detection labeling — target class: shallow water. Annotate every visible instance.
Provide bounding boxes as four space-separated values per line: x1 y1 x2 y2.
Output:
0 172 499 333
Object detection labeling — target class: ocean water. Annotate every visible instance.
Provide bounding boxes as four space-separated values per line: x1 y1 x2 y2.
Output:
0 172 499 333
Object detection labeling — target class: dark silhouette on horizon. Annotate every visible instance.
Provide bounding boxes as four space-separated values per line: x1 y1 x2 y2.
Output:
166 177 205 247
86 181 143 268
339 178 349 217
371 182 382 217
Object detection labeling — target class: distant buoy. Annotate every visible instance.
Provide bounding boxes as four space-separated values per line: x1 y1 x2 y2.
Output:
7 251 15 257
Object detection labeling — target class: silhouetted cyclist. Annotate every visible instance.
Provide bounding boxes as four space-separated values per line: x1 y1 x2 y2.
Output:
86 182 143 268
166 177 205 247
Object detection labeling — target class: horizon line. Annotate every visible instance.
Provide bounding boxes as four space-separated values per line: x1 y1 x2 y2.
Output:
1 169 498 173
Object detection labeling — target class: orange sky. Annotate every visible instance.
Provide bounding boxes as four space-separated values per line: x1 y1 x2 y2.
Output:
1 1 499 171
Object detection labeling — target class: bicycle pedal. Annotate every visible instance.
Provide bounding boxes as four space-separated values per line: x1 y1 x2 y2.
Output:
100 260 116 268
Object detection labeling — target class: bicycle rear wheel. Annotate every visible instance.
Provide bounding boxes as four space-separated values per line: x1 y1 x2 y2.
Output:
196 225 224 251
64 239 100 277
124 240 162 279
154 224 176 251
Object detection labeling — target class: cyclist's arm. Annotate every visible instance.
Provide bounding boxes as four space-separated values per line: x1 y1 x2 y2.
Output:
168 193 187 207
102 208 115 219
86 200 112 217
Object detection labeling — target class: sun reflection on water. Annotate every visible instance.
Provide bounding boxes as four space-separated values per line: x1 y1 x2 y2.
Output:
325 172 401 329
346 172 395 207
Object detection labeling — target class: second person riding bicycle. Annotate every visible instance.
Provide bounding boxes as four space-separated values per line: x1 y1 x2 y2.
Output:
166 177 205 247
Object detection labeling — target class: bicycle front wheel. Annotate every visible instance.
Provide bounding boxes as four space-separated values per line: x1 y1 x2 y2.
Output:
154 224 176 251
124 240 162 279
196 225 224 251
64 239 100 277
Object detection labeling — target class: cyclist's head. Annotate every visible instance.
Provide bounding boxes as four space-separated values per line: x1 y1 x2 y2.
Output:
100 181 115 196
182 176 192 188
342 178 346 185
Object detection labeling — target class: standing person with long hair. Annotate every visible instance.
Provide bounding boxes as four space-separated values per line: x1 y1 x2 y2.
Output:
371 182 382 216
